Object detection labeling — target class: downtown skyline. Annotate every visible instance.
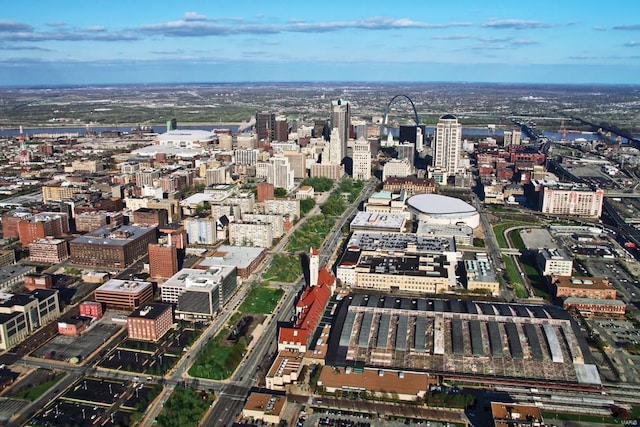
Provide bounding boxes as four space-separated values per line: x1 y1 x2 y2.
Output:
1 0 640 86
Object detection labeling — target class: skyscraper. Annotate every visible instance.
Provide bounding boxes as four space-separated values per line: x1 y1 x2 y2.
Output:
433 114 462 181
330 99 350 161
256 112 275 143
352 136 372 180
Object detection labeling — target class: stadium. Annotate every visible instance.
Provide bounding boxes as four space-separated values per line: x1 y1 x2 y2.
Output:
325 293 601 390
406 194 479 229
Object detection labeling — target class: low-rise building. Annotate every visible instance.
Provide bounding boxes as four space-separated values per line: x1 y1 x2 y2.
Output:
127 303 173 341
554 276 616 299
198 245 266 279
29 238 69 263
58 317 91 336
563 297 626 317
490 402 545 427
0 265 37 292
416 222 473 246
537 248 573 277
94 279 154 310
349 211 406 233
24 274 54 291
265 350 304 391
79 301 103 318
242 392 287 425
464 254 500 296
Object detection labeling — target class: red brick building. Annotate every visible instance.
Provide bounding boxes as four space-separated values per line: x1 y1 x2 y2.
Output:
554 276 616 299
58 317 91 336
127 303 173 342
257 182 275 202
148 243 178 279
24 274 54 291
133 208 168 228
17 213 68 246
79 301 103 318
563 297 626 317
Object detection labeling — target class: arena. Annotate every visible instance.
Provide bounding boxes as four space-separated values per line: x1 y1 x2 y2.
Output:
406 194 479 229
326 293 601 390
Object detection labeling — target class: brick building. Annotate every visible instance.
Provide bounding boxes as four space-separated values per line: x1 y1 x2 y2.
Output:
24 274 54 291
79 301 104 318
256 182 274 202
94 279 154 310
127 303 173 341
18 213 68 246
133 208 169 228
29 238 69 263
554 276 616 299
69 225 157 268
148 243 178 279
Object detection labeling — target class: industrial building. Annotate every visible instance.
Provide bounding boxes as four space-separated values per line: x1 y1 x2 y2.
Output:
325 293 601 390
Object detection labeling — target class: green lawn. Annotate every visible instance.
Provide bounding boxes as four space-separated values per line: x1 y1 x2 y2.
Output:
503 255 529 298
11 372 65 401
263 254 302 283
520 254 550 299
238 285 284 314
493 222 529 248
287 214 336 253
507 229 526 250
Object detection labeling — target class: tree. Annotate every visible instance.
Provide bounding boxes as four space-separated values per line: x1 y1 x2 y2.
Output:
274 187 287 198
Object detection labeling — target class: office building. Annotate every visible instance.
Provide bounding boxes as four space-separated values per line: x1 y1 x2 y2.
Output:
229 222 273 248
382 158 413 182
433 114 462 181
133 208 168 228
352 136 372 180
537 248 573 277
283 150 306 179
29 238 69 264
553 276 616 299
274 116 289 142
330 99 350 161
148 242 178 279
160 267 237 321
69 225 157 268
234 148 259 166
127 303 173 342
94 279 154 310
383 177 436 196
0 289 60 350
79 301 103 318
198 245 266 279
0 250 16 268
464 254 500 296
256 112 275 142
256 182 275 202
17 213 68 246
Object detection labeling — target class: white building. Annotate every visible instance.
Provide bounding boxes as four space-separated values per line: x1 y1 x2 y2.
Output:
229 222 273 247
352 136 372 180
157 129 215 148
184 218 217 245
433 114 462 181
256 156 294 191
503 129 522 147
538 248 573 277
382 158 413 182
234 149 259 166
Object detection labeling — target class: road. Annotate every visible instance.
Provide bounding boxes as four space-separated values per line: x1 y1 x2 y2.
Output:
199 177 378 426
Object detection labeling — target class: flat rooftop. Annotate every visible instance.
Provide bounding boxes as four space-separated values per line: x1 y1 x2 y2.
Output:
129 302 172 319
71 224 156 247
96 279 152 294
199 245 265 269
347 231 456 254
350 211 405 231
162 267 235 291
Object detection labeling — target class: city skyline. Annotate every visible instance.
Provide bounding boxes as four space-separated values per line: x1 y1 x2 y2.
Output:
1 0 640 86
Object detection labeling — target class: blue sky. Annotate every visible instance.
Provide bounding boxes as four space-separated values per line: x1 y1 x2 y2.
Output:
1 0 639 86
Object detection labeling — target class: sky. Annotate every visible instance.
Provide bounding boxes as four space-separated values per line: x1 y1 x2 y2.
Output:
1 0 639 86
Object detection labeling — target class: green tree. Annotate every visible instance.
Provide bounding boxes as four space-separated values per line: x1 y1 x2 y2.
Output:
274 187 287 198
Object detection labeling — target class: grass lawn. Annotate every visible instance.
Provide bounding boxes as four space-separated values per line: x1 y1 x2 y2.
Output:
287 214 336 253
520 254 550 299
12 372 65 401
238 285 284 314
493 222 523 248
263 254 302 283
507 229 526 250
502 255 529 298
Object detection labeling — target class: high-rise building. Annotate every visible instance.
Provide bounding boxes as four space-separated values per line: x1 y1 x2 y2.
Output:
352 137 372 180
148 242 178 279
503 129 522 147
256 156 294 191
330 99 350 161
396 142 415 168
309 247 319 287
433 114 462 181
275 117 289 142
256 112 276 143
257 182 275 202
